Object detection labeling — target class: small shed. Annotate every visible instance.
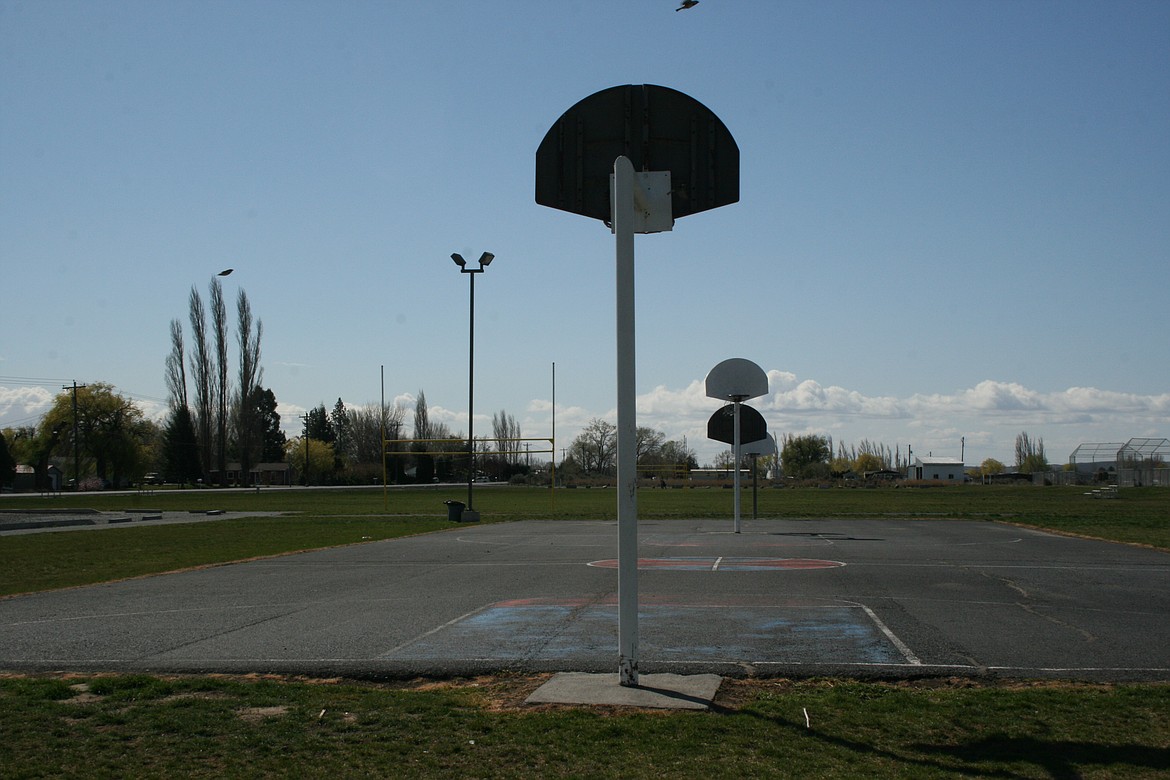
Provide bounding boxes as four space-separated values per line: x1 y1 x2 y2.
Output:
907 456 965 483
12 464 63 492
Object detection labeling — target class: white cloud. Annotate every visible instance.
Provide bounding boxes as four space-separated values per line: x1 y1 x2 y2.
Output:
7 375 1166 469
0 385 56 428
624 374 1168 466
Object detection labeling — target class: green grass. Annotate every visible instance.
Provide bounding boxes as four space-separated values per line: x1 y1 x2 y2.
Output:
1 674 1166 778
0 516 452 596
2 485 1168 596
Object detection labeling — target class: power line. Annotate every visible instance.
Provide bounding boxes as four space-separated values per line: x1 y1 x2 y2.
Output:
0 375 74 387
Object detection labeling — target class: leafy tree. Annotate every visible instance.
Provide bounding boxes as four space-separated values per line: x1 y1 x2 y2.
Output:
828 456 852 477
780 434 831 480
161 405 201 485
5 425 61 490
980 458 1006 476
304 403 334 443
39 383 152 487
285 436 334 485
854 452 883 474
253 388 286 462
331 398 352 464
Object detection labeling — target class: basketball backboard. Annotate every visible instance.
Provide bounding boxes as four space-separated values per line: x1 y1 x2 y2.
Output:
705 358 768 401
707 403 768 446
536 84 739 224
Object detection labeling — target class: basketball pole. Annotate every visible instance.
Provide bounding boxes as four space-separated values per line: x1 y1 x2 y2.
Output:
733 398 742 534
614 155 639 688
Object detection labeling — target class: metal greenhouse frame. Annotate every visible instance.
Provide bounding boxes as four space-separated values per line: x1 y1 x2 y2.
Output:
1117 437 1169 487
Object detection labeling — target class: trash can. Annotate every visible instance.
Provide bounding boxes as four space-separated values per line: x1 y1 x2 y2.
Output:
444 500 465 522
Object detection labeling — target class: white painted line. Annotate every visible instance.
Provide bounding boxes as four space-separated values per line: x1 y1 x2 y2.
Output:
378 603 492 658
850 562 1168 572
3 602 299 627
712 557 724 571
860 605 923 665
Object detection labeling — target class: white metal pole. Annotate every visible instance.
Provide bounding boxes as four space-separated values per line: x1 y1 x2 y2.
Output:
733 400 742 533
614 155 639 687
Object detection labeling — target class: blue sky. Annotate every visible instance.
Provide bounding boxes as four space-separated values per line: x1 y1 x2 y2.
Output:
2 0 1167 467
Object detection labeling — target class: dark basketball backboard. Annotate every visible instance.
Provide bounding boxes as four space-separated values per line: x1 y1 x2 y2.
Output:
536 84 739 223
707 403 768 446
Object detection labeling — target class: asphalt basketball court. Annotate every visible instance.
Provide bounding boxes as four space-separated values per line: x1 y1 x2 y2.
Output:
1 516 1168 704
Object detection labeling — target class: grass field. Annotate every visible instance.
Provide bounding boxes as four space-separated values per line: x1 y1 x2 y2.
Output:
2 485 1168 777
1 673 1167 778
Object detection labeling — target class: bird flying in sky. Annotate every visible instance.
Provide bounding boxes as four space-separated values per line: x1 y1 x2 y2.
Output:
676 0 698 11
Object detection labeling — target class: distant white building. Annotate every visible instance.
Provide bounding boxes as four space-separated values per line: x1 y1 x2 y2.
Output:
908 456 965 483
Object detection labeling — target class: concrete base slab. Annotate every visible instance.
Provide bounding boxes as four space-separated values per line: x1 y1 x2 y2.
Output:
525 672 723 710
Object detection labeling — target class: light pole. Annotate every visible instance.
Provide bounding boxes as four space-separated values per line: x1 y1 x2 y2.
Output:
452 251 493 515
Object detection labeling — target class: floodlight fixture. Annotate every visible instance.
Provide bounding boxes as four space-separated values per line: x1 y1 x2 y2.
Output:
451 253 467 267
479 252 494 267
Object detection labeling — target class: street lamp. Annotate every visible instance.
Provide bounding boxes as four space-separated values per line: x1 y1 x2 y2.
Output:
452 251 494 516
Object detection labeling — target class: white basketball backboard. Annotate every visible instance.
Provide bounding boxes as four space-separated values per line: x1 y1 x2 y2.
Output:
705 358 768 401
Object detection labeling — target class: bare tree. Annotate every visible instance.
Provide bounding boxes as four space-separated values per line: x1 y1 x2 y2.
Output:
412 391 435 483
210 279 230 484
188 286 213 480
491 409 522 467
234 288 263 483
165 318 187 411
635 426 665 464
1015 431 1048 473
348 402 404 465
569 418 617 475
412 390 432 441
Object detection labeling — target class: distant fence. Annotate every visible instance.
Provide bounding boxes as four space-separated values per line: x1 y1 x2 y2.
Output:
1035 468 1168 487
1117 468 1169 487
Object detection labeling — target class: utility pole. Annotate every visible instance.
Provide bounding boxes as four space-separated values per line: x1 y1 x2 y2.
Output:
63 381 87 490
301 413 310 486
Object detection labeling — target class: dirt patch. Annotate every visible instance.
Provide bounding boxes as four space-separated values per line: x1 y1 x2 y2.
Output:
63 682 103 706
236 705 289 723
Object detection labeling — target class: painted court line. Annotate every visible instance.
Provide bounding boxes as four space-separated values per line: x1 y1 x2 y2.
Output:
586 557 847 571
378 603 493 658
859 604 922 665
